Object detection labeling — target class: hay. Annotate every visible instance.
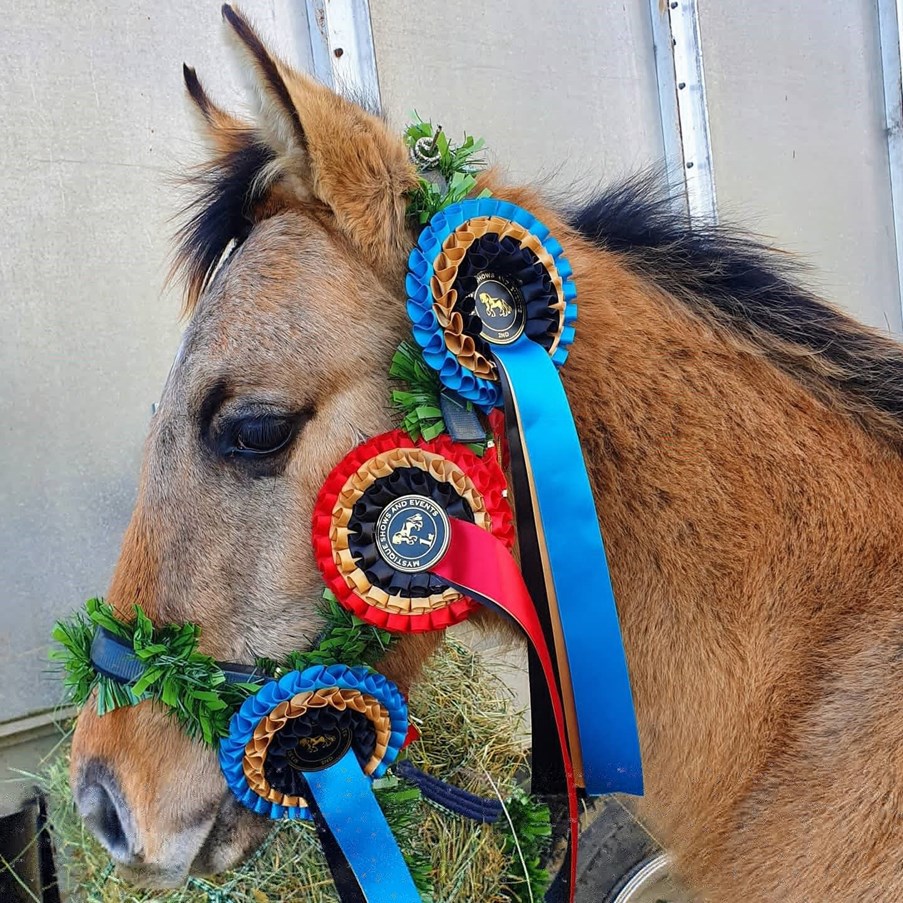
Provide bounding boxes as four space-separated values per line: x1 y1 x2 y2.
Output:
41 638 542 903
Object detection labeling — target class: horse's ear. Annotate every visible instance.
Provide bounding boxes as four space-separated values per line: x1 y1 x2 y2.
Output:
221 5 307 158
182 64 253 156
221 4 418 276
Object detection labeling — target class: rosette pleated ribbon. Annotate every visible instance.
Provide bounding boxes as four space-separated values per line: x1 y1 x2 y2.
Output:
220 664 417 903
405 198 644 799
313 430 581 897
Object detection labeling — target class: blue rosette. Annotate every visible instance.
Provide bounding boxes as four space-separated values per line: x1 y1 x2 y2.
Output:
219 663 408 820
405 198 578 408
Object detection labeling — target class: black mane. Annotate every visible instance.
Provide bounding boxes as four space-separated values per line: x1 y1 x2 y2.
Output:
567 173 903 439
173 135 274 311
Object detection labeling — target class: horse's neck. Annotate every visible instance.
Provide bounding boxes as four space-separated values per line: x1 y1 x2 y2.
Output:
560 233 903 842
562 232 899 590
488 180 903 652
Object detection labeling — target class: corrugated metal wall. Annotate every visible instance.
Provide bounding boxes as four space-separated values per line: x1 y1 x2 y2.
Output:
1 0 900 809
372 0 901 330
372 2 665 190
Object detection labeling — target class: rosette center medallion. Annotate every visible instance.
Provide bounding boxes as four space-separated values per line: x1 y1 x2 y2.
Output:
375 494 451 573
471 273 526 345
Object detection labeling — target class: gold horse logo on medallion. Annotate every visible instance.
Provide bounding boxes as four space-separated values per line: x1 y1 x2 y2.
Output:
296 734 335 752
478 291 513 318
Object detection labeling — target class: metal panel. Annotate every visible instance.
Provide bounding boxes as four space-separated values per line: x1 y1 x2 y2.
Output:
648 0 717 221
667 0 717 222
305 0 380 103
878 0 903 321
369 0 666 192
698 0 900 332
649 0 689 211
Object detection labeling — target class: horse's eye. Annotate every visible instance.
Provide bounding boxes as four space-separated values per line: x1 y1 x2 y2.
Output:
225 415 297 457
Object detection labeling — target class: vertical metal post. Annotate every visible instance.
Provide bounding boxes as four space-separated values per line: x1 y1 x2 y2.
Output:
878 0 903 322
649 0 718 223
304 0 381 106
649 0 689 215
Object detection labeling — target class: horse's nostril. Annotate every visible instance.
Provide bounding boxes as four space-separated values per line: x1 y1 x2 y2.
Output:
81 782 127 854
76 762 138 863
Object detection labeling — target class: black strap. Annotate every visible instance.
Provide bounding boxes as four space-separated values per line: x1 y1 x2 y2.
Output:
395 760 503 823
439 392 488 444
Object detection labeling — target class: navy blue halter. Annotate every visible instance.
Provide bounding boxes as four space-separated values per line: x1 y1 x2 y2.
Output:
89 626 265 686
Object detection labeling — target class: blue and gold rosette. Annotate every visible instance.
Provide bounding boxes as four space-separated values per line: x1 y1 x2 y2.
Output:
406 197 578 410
219 663 408 820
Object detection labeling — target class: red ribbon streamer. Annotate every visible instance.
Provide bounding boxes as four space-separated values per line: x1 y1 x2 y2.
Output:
432 517 579 899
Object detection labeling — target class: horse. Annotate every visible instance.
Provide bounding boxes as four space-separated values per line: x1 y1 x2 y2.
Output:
392 513 427 546
68 7 903 900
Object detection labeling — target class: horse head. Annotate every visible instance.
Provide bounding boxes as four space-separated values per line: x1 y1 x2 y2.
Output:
68 7 446 886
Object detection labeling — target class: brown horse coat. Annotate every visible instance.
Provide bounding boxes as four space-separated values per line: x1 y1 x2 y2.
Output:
69 8 903 899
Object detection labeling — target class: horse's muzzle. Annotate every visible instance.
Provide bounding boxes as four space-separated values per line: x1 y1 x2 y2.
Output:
74 757 269 888
74 760 139 865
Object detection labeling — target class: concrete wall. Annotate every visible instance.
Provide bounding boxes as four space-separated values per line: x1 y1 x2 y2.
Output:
1 0 900 809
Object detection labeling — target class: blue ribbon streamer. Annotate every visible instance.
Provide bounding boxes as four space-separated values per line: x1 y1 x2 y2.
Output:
493 336 643 796
303 749 421 903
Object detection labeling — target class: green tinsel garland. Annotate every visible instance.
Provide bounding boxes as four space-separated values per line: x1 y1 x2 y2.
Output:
404 116 492 225
51 592 392 746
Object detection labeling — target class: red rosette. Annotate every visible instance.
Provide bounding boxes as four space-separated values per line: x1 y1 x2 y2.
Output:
313 429 513 633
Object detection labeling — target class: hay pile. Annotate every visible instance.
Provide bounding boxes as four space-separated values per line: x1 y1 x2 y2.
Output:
43 638 548 902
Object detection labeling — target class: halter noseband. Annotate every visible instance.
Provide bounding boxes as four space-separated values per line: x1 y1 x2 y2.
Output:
90 626 264 686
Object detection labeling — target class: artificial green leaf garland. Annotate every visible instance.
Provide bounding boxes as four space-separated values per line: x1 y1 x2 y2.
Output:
51 592 393 746
389 339 447 442
390 340 490 455
52 598 250 744
398 118 496 455
404 116 492 225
